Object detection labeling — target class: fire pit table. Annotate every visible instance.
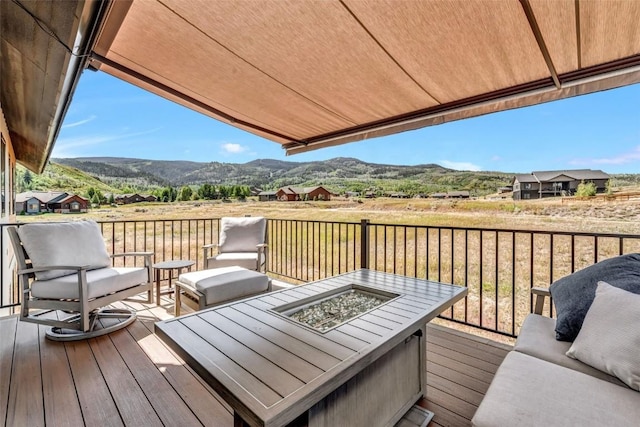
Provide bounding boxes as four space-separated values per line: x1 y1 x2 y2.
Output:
155 269 467 427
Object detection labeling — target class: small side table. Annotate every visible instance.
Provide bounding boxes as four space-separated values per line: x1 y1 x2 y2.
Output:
152 260 195 306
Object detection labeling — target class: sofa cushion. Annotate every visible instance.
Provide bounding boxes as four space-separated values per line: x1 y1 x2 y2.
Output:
218 217 266 253
179 266 269 305
549 253 640 341
514 314 625 386
472 351 640 427
18 220 111 281
567 281 640 391
31 267 148 300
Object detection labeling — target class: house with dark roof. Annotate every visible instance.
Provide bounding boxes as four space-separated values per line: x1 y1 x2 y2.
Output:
15 191 88 214
114 193 157 204
275 186 332 201
48 194 89 213
257 190 278 202
512 169 609 200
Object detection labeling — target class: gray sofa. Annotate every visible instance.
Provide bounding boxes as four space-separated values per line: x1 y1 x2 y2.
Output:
472 288 640 427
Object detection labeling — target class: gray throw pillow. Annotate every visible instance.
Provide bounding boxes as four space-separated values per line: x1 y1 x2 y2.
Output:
549 253 640 341
567 281 640 391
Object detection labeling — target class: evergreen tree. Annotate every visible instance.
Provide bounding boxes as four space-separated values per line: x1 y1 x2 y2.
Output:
86 187 96 199
178 186 193 201
23 170 32 186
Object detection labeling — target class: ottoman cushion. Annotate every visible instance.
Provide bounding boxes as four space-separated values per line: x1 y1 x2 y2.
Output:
179 266 269 305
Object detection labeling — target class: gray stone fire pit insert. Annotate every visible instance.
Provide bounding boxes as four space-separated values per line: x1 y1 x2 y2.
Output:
272 284 399 332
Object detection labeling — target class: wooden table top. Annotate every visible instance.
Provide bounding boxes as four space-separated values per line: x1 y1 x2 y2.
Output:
155 269 467 427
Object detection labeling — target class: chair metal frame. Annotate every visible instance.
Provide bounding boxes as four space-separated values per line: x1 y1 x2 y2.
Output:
7 226 153 341
203 218 268 272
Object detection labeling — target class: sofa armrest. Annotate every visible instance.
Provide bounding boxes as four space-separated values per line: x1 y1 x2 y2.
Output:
531 287 551 315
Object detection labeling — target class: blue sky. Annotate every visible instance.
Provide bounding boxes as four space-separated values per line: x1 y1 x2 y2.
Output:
54 71 640 174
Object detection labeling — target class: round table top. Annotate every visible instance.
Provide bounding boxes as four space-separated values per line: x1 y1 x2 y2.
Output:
152 259 195 270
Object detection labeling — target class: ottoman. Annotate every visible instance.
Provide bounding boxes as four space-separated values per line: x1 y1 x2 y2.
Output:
174 266 271 315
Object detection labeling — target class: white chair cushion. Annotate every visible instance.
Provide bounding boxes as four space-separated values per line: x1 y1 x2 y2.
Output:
178 266 269 305
17 220 111 281
218 217 266 253
566 281 640 391
31 267 148 300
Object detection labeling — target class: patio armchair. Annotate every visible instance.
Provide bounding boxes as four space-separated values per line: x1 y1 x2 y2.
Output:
203 216 267 272
8 220 152 341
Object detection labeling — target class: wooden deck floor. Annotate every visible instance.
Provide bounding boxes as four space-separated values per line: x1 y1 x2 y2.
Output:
0 296 511 427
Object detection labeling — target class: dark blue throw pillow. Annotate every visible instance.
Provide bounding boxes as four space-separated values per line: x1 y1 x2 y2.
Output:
549 253 640 341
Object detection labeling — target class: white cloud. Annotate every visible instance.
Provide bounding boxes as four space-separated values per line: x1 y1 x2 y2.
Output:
491 155 502 161
61 115 97 129
440 160 482 171
52 127 161 157
221 143 248 154
569 146 640 166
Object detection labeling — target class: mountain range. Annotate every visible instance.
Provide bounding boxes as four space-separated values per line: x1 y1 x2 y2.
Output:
50 157 515 195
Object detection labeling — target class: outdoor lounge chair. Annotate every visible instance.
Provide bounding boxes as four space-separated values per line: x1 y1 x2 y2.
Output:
8 220 152 341
203 216 268 272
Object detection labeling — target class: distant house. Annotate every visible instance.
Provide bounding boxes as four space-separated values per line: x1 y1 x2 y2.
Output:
15 191 88 214
258 190 278 202
15 194 44 214
48 194 89 213
115 193 157 204
430 191 470 199
345 191 360 198
512 169 609 200
275 186 332 201
448 191 470 199
387 192 410 198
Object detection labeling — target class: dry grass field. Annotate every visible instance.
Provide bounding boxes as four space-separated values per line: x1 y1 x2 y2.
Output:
20 196 640 343
22 196 640 235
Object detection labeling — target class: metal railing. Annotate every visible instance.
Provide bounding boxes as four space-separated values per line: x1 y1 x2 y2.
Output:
2 218 640 337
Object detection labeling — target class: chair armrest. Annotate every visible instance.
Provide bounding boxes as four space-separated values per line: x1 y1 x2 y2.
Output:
18 265 90 275
532 287 551 315
112 252 153 271
203 243 220 259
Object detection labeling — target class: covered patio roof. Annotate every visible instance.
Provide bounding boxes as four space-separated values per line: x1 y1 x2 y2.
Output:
88 0 640 155
3 0 640 172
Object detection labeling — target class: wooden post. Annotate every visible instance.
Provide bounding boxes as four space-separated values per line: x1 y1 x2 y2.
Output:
360 219 369 269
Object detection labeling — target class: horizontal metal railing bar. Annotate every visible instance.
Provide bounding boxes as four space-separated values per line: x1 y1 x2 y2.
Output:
367 222 640 239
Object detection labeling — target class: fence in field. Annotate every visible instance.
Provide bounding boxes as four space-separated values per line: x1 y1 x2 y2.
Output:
2 218 640 337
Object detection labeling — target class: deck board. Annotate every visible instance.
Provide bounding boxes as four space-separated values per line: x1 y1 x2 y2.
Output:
0 295 511 427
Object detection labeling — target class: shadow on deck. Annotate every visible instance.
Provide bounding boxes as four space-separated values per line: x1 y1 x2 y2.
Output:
0 296 511 427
